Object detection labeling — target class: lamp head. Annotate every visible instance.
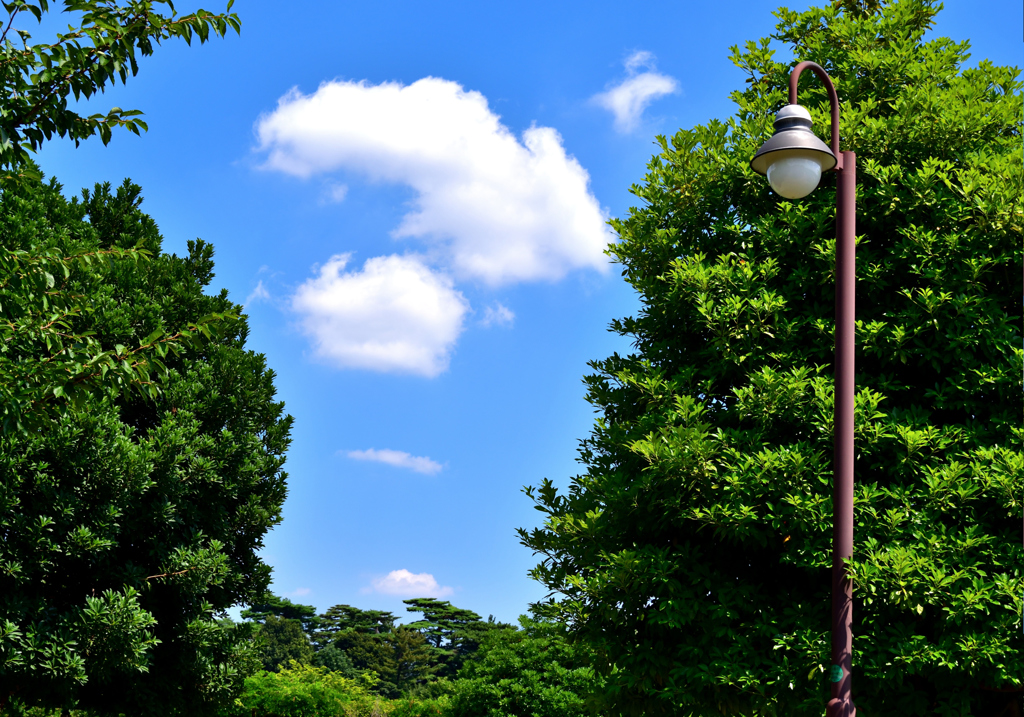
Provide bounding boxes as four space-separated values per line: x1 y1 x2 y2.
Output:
750 104 837 199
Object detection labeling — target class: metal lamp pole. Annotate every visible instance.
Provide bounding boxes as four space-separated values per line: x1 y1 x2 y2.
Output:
750 61 856 717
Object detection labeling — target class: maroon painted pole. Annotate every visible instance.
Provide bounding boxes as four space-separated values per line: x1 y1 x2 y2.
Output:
789 61 857 717
828 149 856 717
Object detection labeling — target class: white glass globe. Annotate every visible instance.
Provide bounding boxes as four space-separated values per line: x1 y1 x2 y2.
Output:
766 152 825 199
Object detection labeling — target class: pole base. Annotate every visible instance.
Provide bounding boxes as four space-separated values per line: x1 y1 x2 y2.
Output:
826 697 856 717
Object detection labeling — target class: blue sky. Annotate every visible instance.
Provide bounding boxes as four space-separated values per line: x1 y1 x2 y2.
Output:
32 0 1023 624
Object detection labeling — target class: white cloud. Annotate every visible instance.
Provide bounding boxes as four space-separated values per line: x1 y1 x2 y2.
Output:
347 448 443 475
592 51 679 133
290 587 311 597
365 569 454 598
256 77 613 286
481 302 514 328
291 253 469 377
324 182 348 203
246 279 270 305
624 50 656 74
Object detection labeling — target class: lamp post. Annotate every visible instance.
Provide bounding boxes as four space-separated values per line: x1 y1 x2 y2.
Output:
750 61 857 717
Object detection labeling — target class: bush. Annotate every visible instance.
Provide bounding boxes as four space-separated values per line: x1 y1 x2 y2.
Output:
226 662 446 717
447 617 600 717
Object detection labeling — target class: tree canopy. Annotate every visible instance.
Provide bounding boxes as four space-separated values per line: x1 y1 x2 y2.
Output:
243 594 321 634
0 2 291 714
238 596 515 701
0 0 241 171
225 607 597 717
0 0 241 436
447 615 601 717
257 615 314 674
519 0 1022 715
403 598 507 678
0 175 292 715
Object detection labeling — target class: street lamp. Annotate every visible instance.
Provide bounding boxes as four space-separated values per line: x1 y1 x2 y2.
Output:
750 60 857 717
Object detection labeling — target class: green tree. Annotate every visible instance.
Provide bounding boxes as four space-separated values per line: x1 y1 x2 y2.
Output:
244 594 321 634
0 0 242 435
519 1 1022 715
258 615 313 673
403 598 506 679
341 631 399 696
228 662 383 717
0 0 241 171
308 604 445 698
0 167 229 435
383 627 436 697
322 627 431 699
315 604 397 650
0 176 291 715
313 605 398 689
448 615 601 717
311 644 356 677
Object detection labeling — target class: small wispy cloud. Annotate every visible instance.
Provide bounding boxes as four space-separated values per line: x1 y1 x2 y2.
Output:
347 448 443 475
246 279 271 305
481 302 514 328
324 182 348 203
363 569 454 598
592 50 679 133
624 50 655 74
289 587 311 597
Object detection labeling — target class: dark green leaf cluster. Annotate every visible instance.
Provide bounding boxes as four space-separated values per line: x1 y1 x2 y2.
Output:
309 600 484 697
403 598 507 679
310 644 355 676
256 616 313 674
519 1 1022 715
315 603 397 647
0 174 291 715
0 0 241 169
243 594 321 634
0 176 234 434
446 615 602 717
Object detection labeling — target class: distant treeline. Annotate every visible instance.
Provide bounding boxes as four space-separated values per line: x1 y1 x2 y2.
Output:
219 594 602 717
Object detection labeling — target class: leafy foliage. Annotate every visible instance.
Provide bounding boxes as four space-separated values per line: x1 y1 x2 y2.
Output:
0 176 230 433
403 598 509 679
380 627 437 697
306 625 434 699
447 616 601 717
0 0 243 433
224 613 595 717
0 0 241 171
312 644 356 677
227 662 388 717
258 616 314 673
244 599 512 702
314 604 397 651
0 175 291 715
519 1 1022 715
244 594 321 634
227 661 451 717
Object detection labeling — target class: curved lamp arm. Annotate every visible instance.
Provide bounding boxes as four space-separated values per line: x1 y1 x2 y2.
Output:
789 61 843 170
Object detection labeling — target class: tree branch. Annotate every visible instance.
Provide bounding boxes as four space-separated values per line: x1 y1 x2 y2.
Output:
145 567 195 581
0 8 21 47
